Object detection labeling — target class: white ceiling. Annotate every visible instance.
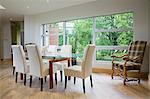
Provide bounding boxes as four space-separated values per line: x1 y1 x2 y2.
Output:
0 0 96 21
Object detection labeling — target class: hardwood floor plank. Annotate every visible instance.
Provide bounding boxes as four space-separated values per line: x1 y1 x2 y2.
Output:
0 62 149 99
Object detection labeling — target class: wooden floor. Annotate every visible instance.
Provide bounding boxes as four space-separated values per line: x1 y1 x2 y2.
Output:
0 60 150 99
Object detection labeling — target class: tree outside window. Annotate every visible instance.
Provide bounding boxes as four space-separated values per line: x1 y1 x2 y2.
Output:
41 12 133 61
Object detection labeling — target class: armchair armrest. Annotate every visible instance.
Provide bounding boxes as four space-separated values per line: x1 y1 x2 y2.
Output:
111 54 128 59
111 54 129 63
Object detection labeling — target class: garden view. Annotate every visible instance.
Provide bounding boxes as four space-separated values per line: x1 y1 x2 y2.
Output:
45 12 133 61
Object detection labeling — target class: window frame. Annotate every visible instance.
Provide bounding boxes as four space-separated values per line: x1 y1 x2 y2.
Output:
41 12 134 67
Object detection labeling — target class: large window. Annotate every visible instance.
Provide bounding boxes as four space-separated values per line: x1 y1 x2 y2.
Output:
95 12 133 61
41 12 133 62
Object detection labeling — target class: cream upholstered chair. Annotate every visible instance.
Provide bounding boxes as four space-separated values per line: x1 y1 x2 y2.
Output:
12 52 16 75
54 45 72 82
12 45 29 86
59 45 72 58
47 45 58 55
64 44 95 93
26 45 57 91
12 46 29 75
42 45 62 84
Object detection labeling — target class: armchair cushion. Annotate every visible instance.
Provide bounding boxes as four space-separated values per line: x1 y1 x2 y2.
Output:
113 61 141 70
123 56 143 62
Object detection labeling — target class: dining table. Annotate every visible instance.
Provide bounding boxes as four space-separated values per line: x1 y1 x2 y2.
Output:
20 53 77 89
42 54 71 89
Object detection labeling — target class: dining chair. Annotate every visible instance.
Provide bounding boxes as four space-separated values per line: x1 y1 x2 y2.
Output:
111 41 147 85
42 45 61 84
54 45 72 83
11 45 29 86
12 52 16 75
26 45 57 91
47 45 58 55
64 44 95 93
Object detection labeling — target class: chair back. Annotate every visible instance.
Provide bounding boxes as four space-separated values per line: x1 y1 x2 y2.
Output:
47 45 58 53
12 50 16 67
60 45 72 58
82 44 95 77
128 41 147 63
26 45 43 77
24 43 36 52
12 45 27 73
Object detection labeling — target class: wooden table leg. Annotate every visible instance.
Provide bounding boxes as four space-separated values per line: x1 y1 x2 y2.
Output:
49 61 53 89
68 59 71 80
20 73 23 80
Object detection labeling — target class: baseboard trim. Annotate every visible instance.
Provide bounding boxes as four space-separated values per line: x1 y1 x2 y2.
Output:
148 74 150 89
0 58 12 65
92 67 112 74
92 67 148 79
1 58 12 61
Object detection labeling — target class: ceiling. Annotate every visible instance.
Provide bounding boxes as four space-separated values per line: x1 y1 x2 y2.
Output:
0 0 96 21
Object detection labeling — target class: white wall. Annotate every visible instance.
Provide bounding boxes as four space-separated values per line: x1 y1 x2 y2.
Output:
24 0 150 72
1 20 12 59
148 0 150 86
149 43 150 86
24 16 37 44
0 15 3 60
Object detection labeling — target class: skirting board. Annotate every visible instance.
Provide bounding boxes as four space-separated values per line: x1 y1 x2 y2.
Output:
148 74 150 89
0 58 12 62
0 59 12 65
92 67 148 79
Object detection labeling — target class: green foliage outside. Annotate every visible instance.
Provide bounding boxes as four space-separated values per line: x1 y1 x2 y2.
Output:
67 12 133 60
67 18 92 59
95 12 133 60
49 12 133 61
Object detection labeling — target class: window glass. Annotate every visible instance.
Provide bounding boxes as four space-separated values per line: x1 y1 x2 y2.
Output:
96 31 133 46
95 12 133 61
66 18 92 60
96 12 133 29
41 12 134 62
49 22 64 46
96 49 127 61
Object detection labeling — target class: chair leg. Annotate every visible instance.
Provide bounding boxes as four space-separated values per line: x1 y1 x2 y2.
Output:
60 71 63 82
90 75 93 87
138 69 141 84
29 75 32 87
74 77 76 84
45 76 47 82
15 72 18 83
40 78 43 91
24 74 26 86
65 76 67 89
13 67 15 75
82 79 85 93
123 67 127 85
111 63 114 79
55 73 57 85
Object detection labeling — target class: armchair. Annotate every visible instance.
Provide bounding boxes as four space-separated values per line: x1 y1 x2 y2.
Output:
111 41 147 85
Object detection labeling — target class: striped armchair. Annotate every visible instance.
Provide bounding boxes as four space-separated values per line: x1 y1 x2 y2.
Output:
111 41 147 85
